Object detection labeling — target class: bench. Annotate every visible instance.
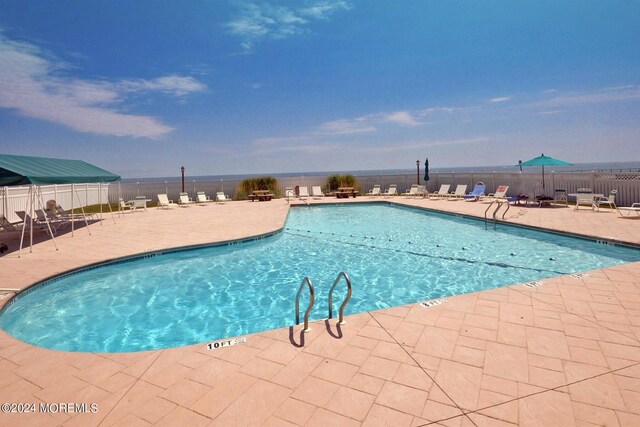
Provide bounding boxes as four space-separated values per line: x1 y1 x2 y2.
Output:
335 187 359 199
249 190 274 202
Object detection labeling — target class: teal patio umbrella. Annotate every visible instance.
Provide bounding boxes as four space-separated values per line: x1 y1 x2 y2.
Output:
423 158 430 182
519 153 572 192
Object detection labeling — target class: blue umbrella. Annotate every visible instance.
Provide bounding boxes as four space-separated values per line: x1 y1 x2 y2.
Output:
423 158 430 182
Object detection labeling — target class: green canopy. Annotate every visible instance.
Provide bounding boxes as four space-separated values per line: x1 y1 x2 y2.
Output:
0 154 120 186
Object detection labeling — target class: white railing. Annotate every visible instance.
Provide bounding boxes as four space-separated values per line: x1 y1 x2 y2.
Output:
108 171 640 207
1 183 111 223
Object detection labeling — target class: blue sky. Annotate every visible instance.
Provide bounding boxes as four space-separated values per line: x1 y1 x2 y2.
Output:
0 1 639 178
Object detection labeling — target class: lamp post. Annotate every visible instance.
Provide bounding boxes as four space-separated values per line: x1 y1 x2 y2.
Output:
416 160 420 185
192 180 196 197
181 166 185 193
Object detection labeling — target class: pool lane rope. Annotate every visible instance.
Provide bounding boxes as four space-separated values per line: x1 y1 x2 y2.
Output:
284 229 569 277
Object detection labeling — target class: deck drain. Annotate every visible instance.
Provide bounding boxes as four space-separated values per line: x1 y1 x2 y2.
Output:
523 281 544 288
421 299 448 308
207 337 246 350
570 273 591 279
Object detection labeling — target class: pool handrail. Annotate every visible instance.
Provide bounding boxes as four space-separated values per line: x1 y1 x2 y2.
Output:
295 276 315 333
328 271 352 324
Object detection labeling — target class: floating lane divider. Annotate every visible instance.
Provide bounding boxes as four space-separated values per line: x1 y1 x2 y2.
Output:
284 229 569 277
421 299 448 308
207 337 246 350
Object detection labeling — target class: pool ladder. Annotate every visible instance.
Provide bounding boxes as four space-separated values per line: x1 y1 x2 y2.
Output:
295 271 352 333
484 200 510 230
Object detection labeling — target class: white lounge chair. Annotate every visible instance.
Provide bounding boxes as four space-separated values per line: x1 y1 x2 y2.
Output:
446 184 467 200
593 190 616 211
311 186 325 198
196 191 213 205
366 185 381 197
430 184 450 199
554 189 568 206
481 185 509 202
416 185 426 198
298 186 310 199
382 185 397 197
157 194 176 209
617 203 640 217
575 193 595 210
402 185 418 197
178 192 194 207
216 192 229 203
119 198 134 212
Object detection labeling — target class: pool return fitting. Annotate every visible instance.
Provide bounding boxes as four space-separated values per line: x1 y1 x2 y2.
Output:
295 271 352 333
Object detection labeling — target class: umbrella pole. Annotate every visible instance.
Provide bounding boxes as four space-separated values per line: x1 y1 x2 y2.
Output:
542 165 545 193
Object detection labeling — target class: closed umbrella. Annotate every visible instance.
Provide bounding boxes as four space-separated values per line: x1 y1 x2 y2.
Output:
519 153 572 192
423 158 430 182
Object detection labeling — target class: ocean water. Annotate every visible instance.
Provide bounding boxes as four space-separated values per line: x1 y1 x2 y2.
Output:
122 161 640 183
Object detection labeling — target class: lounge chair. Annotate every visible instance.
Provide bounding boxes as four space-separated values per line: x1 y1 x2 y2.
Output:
0 214 19 233
178 192 194 207
430 184 450 199
416 185 426 198
463 182 486 201
298 186 310 199
119 198 134 212
402 185 419 197
382 185 397 197
446 184 468 200
617 203 640 217
575 192 595 210
157 194 177 209
593 190 617 211
216 192 229 203
196 191 213 205
366 185 381 197
35 209 68 234
481 185 509 203
554 189 568 206
15 211 49 234
56 204 95 220
311 186 325 198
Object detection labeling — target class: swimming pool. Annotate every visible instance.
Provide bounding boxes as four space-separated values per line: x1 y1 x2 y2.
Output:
2 203 639 352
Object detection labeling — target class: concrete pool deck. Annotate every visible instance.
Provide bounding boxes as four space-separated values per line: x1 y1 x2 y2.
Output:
0 197 639 426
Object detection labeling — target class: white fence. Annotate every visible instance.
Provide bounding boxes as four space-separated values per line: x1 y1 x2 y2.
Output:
110 171 640 207
1 183 111 223
1 171 638 225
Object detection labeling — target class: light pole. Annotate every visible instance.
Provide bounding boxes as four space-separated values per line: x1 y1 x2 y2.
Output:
165 181 168 195
193 180 196 197
181 166 185 193
416 160 420 185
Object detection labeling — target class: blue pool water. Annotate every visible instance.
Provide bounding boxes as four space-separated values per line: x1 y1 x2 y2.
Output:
2 204 639 352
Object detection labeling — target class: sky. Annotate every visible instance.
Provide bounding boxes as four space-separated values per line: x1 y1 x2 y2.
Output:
0 1 639 179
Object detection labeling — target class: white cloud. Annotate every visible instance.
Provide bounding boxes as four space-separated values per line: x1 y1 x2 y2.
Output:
315 117 376 135
542 86 640 107
120 76 206 97
383 111 420 126
0 33 205 138
490 97 511 103
227 1 351 52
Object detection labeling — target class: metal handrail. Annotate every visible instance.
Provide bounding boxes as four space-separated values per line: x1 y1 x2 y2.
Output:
328 272 352 324
484 201 496 230
295 276 315 333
